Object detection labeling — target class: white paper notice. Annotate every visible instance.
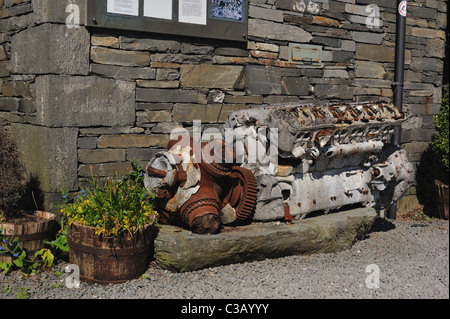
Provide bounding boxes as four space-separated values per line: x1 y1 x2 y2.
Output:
144 0 173 20
107 0 139 16
179 0 207 25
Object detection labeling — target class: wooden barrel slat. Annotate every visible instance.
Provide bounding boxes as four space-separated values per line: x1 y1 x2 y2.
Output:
0 211 56 263
435 180 449 220
68 222 155 285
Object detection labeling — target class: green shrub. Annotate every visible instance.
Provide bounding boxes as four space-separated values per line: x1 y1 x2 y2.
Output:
60 161 158 238
432 86 449 174
0 127 26 221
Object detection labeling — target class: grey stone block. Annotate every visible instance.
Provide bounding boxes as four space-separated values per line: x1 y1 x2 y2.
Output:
249 5 284 22
324 69 349 78
11 23 89 75
91 47 150 67
311 36 342 48
172 104 222 123
181 43 215 55
78 137 98 149
0 61 10 77
136 88 198 103
79 162 132 178
0 11 35 33
355 61 386 78
281 77 310 95
356 44 395 62
32 0 86 25
9 123 78 193
314 84 353 100
246 65 282 95
332 51 354 63
34 75 135 127
276 0 321 14
154 207 377 272
90 63 156 80
181 65 245 89
126 148 162 162
408 6 437 19
120 36 181 53
78 149 126 164
248 19 312 43
410 57 444 72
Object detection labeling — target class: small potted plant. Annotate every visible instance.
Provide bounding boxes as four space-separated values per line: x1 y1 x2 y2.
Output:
62 161 158 284
0 126 56 269
433 86 449 219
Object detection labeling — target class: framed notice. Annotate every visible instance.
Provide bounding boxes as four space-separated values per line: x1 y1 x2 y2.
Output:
210 0 245 22
107 0 139 16
144 0 173 20
86 0 248 42
179 0 207 25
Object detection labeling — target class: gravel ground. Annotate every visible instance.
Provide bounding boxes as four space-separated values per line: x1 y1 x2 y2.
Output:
0 217 448 300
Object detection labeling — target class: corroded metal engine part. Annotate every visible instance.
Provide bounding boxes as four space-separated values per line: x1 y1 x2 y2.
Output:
145 101 415 232
145 135 257 234
223 101 415 221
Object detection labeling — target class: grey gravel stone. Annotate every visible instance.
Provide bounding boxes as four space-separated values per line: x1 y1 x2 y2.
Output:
0 217 448 300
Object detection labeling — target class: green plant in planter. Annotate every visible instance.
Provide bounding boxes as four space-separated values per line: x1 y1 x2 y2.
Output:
0 126 56 275
432 86 449 178
0 233 54 275
61 161 158 238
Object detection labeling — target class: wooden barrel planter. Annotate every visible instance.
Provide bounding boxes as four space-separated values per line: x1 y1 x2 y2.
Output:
0 211 56 263
67 222 155 285
435 180 449 220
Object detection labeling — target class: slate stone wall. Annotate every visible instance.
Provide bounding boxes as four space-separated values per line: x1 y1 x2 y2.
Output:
0 0 448 212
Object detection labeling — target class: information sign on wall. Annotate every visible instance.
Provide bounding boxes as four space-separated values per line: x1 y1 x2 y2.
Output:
86 0 248 42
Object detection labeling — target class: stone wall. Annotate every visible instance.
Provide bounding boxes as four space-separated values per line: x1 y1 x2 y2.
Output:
0 0 448 213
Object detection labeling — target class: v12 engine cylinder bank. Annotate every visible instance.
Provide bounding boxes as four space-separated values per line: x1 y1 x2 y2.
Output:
145 101 415 234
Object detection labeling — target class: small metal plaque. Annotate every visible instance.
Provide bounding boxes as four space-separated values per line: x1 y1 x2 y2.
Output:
289 43 322 65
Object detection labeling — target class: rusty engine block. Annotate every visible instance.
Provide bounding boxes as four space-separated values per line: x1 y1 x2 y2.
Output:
145 101 414 234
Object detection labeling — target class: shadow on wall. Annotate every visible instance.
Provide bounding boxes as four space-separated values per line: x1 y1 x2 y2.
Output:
18 174 45 212
415 145 449 217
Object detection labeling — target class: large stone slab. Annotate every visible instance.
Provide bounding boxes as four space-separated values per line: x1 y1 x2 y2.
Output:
9 123 78 193
154 207 377 272
11 23 90 75
34 75 135 127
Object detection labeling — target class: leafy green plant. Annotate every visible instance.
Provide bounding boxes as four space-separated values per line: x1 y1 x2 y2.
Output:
2 285 11 294
14 287 30 299
0 230 55 276
44 214 69 254
432 86 449 176
60 160 158 238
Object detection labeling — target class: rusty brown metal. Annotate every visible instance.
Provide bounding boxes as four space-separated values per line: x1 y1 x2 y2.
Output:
228 166 258 223
147 137 257 234
284 202 295 224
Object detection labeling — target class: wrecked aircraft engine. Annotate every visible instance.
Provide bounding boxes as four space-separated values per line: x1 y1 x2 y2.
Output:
224 101 414 222
145 101 415 234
